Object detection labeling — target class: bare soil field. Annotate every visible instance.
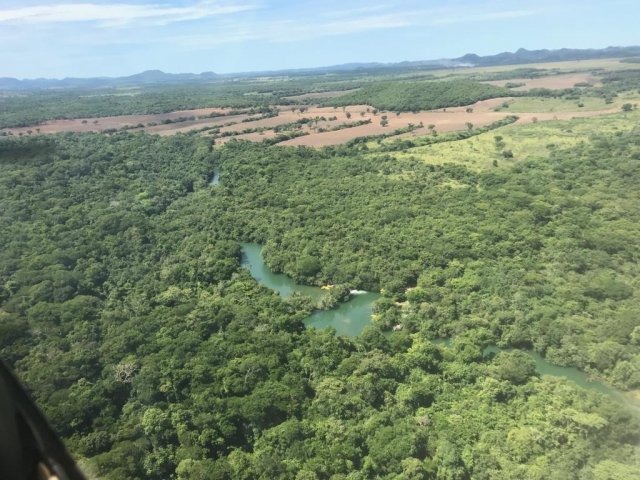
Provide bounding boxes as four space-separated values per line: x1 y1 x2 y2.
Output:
148 114 254 136
0 107 247 136
281 114 504 147
274 98 505 146
280 100 510 147
483 73 602 90
215 105 372 136
1 95 620 147
279 97 619 147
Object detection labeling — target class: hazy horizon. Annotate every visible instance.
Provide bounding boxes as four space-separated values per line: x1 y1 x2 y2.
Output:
1 0 639 78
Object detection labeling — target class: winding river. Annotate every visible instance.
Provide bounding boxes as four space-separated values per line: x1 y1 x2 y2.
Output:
241 243 380 336
240 242 639 409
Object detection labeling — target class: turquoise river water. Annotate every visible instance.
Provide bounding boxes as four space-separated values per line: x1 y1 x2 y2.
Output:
240 242 638 410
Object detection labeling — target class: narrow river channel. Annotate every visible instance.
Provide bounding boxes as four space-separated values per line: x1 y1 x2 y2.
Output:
240 242 638 410
241 242 380 336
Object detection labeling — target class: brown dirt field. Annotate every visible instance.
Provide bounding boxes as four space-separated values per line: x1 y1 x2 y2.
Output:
0 107 246 136
278 98 513 147
483 73 601 90
148 114 253 136
278 97 619 147
217 109 320 133
273 105 373 119
281 113 501 147
1 94 620 148
212 105 376 138
217 108 370 135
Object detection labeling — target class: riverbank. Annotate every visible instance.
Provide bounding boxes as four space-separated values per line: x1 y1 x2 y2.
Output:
240 242 639 411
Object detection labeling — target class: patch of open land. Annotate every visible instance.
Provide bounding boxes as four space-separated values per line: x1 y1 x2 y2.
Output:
0 107 251 136
385 108 640 171
432 58 633 78
277 97 619 147
483 72 602 90
221 106 368 133
1 93 625 148
149 113 255 136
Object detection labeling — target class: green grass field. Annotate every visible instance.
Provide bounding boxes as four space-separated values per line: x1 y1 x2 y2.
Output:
381 108 640 171
496 96 612 113
430 58 633 79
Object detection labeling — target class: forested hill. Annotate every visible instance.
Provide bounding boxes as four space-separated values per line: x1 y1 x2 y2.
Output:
1 128 639 479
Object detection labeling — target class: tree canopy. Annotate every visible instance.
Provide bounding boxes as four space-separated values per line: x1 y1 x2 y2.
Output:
1 100 639 479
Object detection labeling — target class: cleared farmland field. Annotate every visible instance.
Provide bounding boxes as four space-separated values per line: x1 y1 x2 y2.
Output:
0 107 250 136
2 64 637 149
483 72 602 90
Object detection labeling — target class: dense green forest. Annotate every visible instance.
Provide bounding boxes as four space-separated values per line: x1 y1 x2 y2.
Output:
207 133 640 390
1 124 639 479
325 80 509 111
0 86 279 129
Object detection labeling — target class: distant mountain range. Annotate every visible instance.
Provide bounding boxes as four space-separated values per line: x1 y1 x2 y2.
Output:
2 46 640 91
455 46 640 66
0 70 219 91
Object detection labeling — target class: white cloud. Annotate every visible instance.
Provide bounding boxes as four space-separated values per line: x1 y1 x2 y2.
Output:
0 1 257 27
429 9 539 26
164 5 543 49
169 10 417 49
321 4 391 19
321 13 412 35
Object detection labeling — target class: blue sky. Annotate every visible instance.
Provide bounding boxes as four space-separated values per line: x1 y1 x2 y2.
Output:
1 0 638 78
